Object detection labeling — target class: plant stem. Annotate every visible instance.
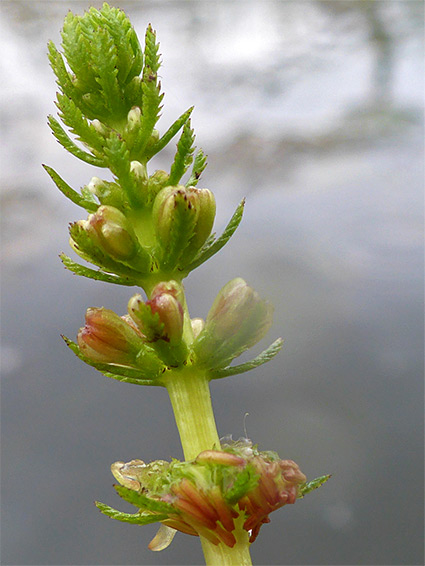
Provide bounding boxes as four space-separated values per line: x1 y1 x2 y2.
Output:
201 514 252 566
164 367 253 565
164 366 219 460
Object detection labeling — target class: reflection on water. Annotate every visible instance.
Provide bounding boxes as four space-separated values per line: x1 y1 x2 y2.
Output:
1 2 423 565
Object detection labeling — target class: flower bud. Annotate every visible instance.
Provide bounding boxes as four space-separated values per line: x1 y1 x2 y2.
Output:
130 160 148 184
85 178 125 209
128 281 184 345
127 106 141 129
148 170 170 199
193 278 273 370
77 307 145 365
89 205 138 260
152 185 216 269
190 318 205 339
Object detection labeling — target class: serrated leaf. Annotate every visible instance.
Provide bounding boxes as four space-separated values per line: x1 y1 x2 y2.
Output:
168 120 195 186
103 132 144 207
114 485 175 515
60 253 138 286
55 93 106 154
61 13 97 92
43 165 98 212
143 24 161 74
224 465 260 506
209 338 284 380
63 336 164 384
95 501 167 525
146 107 193 159
299 475 331 498
48 116 106 167
185 199 245 272
90 27 124 119
158 191 198 271
186 149 207 187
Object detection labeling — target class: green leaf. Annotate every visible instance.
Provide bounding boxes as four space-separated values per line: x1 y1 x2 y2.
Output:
131 25 163 156
95 501 167 525
55 93 106 154
146 106 194 159
158 191 198 271
224 465 260 506
103 132 143 207
43 165 98 212
61 13 97 92
186 149 207 187
143 24 161 74
299 475 331 498
168 120 195 186
209 338 284 380
185 199 245 272
60 253 138 286
114 485 175 515
48 116 106 167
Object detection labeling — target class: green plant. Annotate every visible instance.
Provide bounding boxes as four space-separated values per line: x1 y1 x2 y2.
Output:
46 4 329 564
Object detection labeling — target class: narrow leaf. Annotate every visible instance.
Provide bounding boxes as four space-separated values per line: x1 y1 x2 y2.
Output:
48 116 105 167
185 199 245 272
95 501 166 525
114 485 174 515
209 338 284 380
60 253 138 286
146 106 193 159
299 475 331 498
168 120 195 186
186 149 207 187
43 165 98 211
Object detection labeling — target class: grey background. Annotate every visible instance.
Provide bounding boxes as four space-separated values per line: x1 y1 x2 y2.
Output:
1 1 424 565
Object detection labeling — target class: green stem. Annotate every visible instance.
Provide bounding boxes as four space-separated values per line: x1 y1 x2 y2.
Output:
201 515 252 566
164 366 219 460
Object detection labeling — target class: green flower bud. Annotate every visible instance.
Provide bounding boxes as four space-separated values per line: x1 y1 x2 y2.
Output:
85 177 125 209
152 185 216 269
89 205 138 260
127 106 141 130
192 278 273 370
130 160 148 184
77 307 145 365
148 170 170 200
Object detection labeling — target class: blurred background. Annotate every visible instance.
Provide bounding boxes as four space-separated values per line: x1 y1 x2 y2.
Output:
1 1 423 565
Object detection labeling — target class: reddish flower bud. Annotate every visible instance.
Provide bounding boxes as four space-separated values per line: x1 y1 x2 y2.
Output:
77 307 145 365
